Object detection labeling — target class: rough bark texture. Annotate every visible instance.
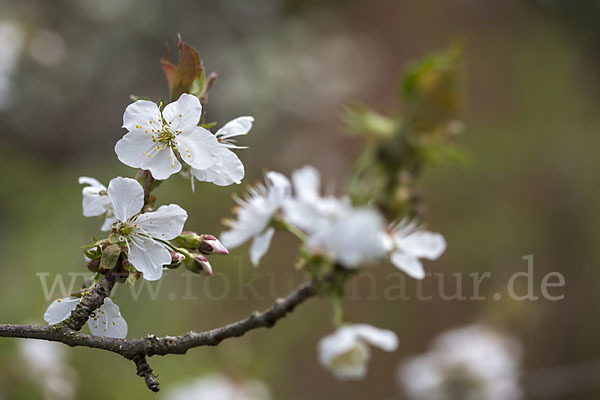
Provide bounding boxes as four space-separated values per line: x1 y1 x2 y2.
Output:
60 269 122 331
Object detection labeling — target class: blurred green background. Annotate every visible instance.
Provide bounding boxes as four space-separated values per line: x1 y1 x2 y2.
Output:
0 0 599 399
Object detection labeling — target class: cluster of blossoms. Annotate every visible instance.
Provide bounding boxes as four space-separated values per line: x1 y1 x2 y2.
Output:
398 324 523 400
41 89 448 381
220 165 447 379
221 165 446 277
43 94 247 337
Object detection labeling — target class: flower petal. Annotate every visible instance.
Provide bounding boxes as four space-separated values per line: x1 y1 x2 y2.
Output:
318 327 371 380
144 146 182 180
191 146 244 186
107 177 144 221
78 176 105 189
397 231 446 260
350 324 398 352
43 297 80 325
265 171 291 203
88 298 127 339
162 93 202 132
177 127 220 170
122 100 161 131
215 116 254 139
101 215 118 232
249 227 275 267
135 204 187 240
128 235 171 281
291 165 320 202
81 190 112 217
391 252 425 279
114 130 158 170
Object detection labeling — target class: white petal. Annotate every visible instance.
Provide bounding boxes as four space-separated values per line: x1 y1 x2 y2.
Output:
191 146 244 186
391 252 425 279
88 298 127 338
114 130 159 170
144 146 182 180
107 177 144 221
101 215 118 232
82 191 112 217
43 297 80 325
318 328 371 380
79 177 111 217
265 171 291 203
397 231 446 260
249 227 275 267
350 324 398 352
135 204 187 240
177 127 220 170
310 208 386 268
162 93 202 132
128 235 171 281
78 176 105 189
122 100 161 131
215 116 254 139
291 165 321 202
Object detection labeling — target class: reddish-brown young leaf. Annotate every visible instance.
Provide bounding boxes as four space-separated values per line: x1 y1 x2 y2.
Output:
170 35 203 102
160 43 177 93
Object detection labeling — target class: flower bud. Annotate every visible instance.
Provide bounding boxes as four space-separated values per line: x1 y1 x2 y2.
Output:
173 231 202 249
184 254 213 276
197 234 229 255
166 251 186 269
87 258 100 273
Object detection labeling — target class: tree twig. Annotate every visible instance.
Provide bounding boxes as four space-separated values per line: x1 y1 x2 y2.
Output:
0 275 322 391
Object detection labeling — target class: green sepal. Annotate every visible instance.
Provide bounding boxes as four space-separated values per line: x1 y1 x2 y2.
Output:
100 243 121 270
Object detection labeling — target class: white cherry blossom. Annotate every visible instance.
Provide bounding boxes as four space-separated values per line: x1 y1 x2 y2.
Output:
115 93 220 180
318 324 398 380
43 297 128 339
308 207 387 268
220 171 290 266
283 165 352 235
384 220 446 279
79 176 116 231
398 324 523 400
191 116 253 187
107 176 187 280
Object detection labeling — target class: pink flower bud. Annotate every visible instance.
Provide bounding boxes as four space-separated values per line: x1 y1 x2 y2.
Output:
198 234 229 255
184 254 213 276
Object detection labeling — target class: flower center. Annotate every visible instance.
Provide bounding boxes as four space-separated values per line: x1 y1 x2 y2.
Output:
328 343 368 370
153 125 177 148
115 221 136 237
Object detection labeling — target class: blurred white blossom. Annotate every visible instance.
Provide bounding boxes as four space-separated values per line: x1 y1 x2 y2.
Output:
163 374 271 400
19 339 76 400
382 219 446 279
319 324 398 380
220 171 291 266
398 324 523 400
284 166 387 268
